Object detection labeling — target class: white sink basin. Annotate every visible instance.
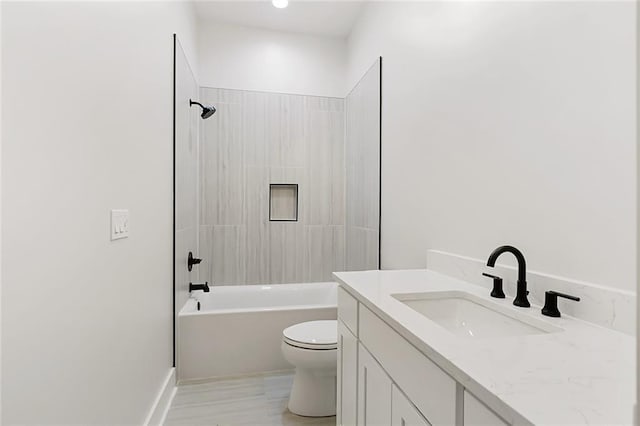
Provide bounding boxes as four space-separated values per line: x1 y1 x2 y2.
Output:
392 291 561 338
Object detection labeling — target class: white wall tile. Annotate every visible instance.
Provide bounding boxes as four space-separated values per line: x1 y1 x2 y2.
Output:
243 91 269 167
212 225 247 285
346 226 379 272
345 59 381 270
268 94 306 168
304 106 346 226
305 225 346 282
199 89 347 285
269 222 305 284
200 88 245 226
245 166 271 285
197 225 213 284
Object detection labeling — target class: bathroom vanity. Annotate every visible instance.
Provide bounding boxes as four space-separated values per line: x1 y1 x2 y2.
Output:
334 269 635 425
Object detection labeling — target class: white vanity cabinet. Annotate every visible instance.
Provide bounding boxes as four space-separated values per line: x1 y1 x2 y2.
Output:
338 319 358 426
391 385 431 426
337 286 510 426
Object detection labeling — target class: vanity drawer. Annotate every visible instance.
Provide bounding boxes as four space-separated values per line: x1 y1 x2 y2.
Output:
338 287 358 336
359 305 457 426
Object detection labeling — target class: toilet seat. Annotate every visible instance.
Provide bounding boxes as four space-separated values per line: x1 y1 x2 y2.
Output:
283 320 337 350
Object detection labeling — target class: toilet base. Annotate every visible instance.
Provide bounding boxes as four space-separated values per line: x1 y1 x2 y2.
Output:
288 367 336 417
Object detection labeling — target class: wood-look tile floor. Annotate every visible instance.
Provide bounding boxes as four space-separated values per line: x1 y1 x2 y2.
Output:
164 372 336 426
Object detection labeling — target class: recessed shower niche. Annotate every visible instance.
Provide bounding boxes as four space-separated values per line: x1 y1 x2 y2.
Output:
270 184 299 222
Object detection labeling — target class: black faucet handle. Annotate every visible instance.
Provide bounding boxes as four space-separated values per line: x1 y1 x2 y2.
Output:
482 273 505 299
549 291 580 301
188 251 203 271
541 290 580 317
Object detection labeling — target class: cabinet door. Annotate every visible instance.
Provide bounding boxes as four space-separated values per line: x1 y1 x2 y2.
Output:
358 343 392 426
463 391 508 426
338 320 358 426
359 306 457 425
392 385 431 426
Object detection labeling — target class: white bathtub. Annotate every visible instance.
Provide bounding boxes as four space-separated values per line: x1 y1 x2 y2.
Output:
178 282 337 382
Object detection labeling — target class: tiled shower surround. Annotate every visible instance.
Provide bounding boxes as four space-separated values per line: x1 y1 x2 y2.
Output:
198 62 380 285
198 88 346 285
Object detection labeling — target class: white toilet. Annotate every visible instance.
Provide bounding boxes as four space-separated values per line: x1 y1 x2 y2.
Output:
281 320 337 417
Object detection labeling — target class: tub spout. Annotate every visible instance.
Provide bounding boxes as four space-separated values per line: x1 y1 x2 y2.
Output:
189 282 209 293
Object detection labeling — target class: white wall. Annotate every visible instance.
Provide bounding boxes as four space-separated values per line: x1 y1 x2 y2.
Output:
1 2 197 424
348 2 637 293
198 21 346 97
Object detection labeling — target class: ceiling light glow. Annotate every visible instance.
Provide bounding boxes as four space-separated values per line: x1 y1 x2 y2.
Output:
272 0 288 9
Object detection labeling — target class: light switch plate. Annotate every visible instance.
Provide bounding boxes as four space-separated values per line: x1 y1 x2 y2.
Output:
111 209 129 240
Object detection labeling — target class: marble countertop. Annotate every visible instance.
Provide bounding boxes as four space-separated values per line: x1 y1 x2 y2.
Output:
333 269 635 425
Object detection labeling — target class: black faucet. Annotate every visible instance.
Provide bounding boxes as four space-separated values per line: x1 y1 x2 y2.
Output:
189 282 210 293
486 245 530 308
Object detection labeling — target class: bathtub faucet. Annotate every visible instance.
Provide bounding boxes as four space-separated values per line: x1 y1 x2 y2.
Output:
189 282 210 293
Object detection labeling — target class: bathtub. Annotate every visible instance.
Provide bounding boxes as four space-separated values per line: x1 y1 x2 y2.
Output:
177 282 337 383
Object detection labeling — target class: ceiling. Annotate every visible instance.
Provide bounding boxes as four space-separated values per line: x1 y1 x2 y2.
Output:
194 1 366 38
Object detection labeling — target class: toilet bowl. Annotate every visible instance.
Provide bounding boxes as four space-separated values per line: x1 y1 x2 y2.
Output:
281 320 337 417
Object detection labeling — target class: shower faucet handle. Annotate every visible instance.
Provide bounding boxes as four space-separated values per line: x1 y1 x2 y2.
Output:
188 251 202 271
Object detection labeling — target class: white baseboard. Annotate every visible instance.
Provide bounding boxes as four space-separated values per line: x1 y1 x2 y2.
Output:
144 367 176 426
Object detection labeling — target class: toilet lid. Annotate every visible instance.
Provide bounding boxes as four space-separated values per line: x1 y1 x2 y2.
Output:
283 320 337 350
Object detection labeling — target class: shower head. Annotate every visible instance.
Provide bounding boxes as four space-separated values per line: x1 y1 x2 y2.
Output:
189 99 216 119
